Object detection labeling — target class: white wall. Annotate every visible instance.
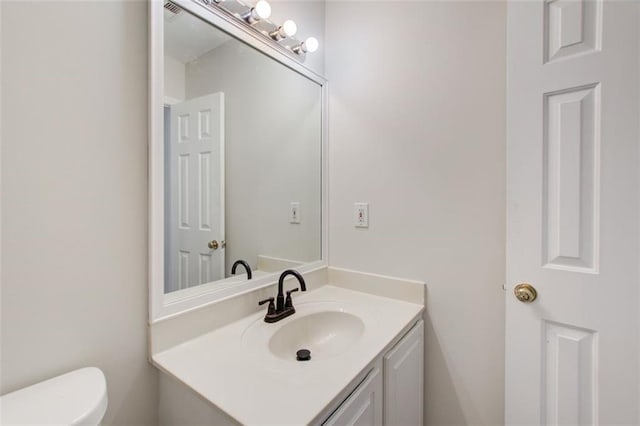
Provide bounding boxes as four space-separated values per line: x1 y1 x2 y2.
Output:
325 2 506 425
164 55 186 102
1 2 157 425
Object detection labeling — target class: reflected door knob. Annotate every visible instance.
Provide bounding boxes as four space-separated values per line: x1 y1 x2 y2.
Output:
208 240 219 250
514 283 537 303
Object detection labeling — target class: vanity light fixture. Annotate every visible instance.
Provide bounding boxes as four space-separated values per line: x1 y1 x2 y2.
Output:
270 19 297 40
241 0 271 23
198 0 318 61
293 37 319 54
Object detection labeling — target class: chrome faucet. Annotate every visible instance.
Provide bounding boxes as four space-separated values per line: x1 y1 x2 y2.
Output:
258 269 307 323
231 259 252 279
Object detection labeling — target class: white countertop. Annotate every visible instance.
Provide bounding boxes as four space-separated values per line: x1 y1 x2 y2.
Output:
152 285 423 425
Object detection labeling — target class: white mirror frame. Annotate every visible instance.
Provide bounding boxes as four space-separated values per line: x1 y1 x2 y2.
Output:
149 0 329 322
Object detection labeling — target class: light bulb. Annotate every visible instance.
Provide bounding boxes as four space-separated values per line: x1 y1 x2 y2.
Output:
270 19 297 40
293 37 319 55
281 20 297 37
250 0 271 21
304 37 319 53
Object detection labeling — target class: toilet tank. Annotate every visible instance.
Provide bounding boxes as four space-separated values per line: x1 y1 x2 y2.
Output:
0 367 108 425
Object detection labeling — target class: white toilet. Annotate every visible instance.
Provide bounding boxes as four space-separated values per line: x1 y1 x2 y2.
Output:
0 367 108 425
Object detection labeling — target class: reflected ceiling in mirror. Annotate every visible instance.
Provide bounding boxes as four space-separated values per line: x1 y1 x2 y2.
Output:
163 3 322 294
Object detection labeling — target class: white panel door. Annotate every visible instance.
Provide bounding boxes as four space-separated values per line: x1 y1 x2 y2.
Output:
506 2 639 424
383 320 423 426
168 93 225 291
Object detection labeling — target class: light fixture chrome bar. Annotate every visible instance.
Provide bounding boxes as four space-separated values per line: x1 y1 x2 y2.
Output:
195 0 316 62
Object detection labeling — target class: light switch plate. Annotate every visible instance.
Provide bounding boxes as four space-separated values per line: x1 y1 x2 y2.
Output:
290 202 301 224
354 202 369 228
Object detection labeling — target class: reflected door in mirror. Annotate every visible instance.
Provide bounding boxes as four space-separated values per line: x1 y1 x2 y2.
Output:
166 93 225 292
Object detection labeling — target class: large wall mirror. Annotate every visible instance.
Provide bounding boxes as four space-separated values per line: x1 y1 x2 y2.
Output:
150 0 327 320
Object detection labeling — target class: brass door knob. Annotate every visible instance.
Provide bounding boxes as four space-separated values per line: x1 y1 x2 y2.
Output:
208 240 219 250
514 283 537 303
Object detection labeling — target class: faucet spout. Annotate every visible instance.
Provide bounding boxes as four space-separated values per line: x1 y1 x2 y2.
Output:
276 269 306 312
231 259 252 279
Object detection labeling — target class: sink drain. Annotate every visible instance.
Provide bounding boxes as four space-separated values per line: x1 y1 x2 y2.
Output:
296 349 311 361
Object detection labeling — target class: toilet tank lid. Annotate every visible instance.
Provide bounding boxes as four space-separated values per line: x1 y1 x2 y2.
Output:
1 367 108 426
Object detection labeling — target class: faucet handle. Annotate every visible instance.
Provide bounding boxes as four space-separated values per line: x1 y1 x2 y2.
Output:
284 288 299 309
258 297 276 315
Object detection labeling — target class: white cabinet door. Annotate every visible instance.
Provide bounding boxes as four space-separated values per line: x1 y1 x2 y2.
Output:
383 320 424 426
323 366 383 426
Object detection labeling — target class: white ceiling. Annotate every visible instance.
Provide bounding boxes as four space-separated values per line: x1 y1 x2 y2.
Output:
164 5 231 64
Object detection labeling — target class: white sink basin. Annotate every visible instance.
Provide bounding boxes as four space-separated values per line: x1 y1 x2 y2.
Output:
242 301 365 363
268 311 364 362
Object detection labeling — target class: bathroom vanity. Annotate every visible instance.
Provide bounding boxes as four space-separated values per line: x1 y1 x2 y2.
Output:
147 1 425 424
151 267 425 425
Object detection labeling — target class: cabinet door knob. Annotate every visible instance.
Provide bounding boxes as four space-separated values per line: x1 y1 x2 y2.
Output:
514 283 537 303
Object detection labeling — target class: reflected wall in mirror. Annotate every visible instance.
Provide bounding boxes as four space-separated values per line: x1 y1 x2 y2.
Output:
163 3 322 294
